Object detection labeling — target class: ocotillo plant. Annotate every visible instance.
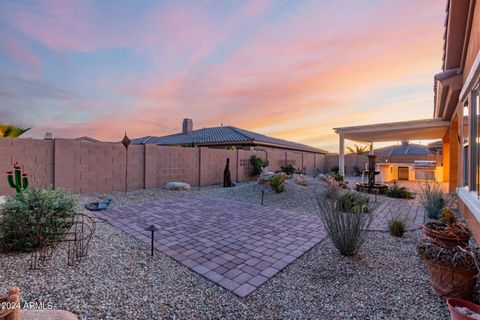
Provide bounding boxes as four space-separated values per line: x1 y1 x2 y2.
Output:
7 162 28 195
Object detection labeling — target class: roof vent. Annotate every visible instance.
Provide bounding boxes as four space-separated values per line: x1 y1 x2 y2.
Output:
182 118 193 135
44 132 53 140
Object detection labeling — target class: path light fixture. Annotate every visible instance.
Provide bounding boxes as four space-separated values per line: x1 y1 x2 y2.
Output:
121 132 131 194
145 224 159 256
261 190 265 206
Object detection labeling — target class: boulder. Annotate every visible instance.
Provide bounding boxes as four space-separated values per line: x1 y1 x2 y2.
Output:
294 174 308 186
318 174 333 184
164 182 191 191
258 171 275 185
0 196 5 206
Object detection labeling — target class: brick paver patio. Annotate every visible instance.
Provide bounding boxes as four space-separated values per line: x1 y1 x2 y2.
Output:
96 195 326 297
370 198 425 231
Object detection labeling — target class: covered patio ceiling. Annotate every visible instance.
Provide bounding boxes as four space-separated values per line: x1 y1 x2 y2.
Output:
333 118 450 144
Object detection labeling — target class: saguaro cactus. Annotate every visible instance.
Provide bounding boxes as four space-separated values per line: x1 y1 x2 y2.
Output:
7 162 28 195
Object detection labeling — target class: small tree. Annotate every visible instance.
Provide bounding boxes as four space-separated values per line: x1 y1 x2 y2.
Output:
346 144 369 155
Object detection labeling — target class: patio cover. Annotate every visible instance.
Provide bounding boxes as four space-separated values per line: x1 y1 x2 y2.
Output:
333 118 450 175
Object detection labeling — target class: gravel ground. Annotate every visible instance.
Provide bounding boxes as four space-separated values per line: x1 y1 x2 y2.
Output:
79 177 327 214
1 178 475 319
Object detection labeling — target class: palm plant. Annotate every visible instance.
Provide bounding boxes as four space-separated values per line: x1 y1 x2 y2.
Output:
346 144 369 155
0 124 31 138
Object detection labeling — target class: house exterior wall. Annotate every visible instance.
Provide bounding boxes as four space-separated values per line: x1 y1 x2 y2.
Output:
445 1 480 241
0 138 326 195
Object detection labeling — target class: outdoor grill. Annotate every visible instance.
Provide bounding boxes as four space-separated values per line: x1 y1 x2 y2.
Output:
413 160 437 181
413 160 437 170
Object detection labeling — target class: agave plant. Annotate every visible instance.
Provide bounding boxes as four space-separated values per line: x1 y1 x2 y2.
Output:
0 124 31 138
346 144 370 155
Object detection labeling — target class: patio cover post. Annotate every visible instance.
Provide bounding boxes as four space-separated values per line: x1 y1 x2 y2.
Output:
339 133 345 176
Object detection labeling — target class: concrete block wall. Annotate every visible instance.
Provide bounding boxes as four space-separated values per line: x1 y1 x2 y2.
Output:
237 150 267 181
148 146 200 188
200 148 237 186
0 138 327 195
264 148 287 172
0 138 54 195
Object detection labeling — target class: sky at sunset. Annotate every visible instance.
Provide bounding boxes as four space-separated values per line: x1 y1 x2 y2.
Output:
0 0 445 152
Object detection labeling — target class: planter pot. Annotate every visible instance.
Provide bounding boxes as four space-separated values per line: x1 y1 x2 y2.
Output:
423 222 470 249
425 259 478 299
447 298 480 320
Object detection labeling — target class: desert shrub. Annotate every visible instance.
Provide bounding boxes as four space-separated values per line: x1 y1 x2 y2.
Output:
281 164 297 175
335 190 370 213
386 184 415 199
269 175 285 193
418 183 453 219
316 186 376 256
250 155 269 176
388 218 406 237
0 188 78 252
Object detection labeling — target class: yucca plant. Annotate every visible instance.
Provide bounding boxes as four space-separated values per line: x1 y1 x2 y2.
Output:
316 186 376 256
0 124 31 138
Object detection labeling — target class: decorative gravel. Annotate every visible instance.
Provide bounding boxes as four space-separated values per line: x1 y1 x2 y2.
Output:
1 178 477 319
79 177 327 214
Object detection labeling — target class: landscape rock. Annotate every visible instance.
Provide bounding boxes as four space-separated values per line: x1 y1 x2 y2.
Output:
164 182 191 191
258 171 275 185
294 174 308 186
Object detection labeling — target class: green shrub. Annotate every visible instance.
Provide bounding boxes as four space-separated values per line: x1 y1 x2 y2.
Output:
250 155 269 176
269 175 285 193
281 164 299 175
418 183 453 219
0 188 78 252
386 184 415 199
388 218 406 237
316 186 376 256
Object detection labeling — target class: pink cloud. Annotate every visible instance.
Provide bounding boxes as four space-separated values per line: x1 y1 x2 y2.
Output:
0 34 41 71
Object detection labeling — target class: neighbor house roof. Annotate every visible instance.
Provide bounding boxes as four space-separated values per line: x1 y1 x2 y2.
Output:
132 126 326 153
373 143 433 157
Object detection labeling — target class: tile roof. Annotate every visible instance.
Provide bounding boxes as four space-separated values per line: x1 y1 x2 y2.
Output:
374 143 433 156
132 126 326 153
